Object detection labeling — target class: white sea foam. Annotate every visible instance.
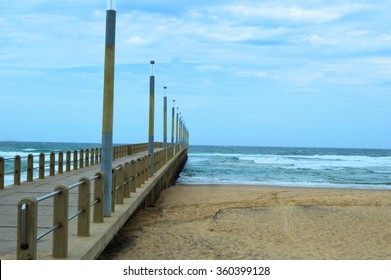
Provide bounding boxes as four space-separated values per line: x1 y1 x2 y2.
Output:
182 146 391 189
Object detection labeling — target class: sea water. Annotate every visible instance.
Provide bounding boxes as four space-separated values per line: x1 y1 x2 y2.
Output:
176 145 391 190
2 142 391 190
0 141 100 186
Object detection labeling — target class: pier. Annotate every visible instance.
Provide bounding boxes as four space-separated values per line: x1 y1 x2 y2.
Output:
0 142 188 259
0 2 191 260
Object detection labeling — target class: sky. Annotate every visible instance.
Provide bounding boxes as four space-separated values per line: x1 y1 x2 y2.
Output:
0 0 390 149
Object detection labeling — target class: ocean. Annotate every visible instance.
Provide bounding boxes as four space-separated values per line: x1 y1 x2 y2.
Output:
0 141 100 186
1 142 391 190
176 145 391 190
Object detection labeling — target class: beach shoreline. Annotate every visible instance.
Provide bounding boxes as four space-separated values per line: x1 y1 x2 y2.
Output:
99 184 391 260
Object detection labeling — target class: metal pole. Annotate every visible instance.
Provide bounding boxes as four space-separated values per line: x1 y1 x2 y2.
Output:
179 115 183 149
148 61 155 176
101 4 116 217
176 107 179 144
171 100 175 146
163 87 168 162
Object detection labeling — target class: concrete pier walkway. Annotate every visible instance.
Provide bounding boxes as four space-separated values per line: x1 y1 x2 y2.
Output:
0 148 187 260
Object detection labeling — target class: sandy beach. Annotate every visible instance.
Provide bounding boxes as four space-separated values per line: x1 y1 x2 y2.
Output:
99 184 391 260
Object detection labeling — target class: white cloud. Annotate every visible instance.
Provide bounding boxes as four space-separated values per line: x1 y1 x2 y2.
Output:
213 3 371 23
194 64 222 72
125 35 152 46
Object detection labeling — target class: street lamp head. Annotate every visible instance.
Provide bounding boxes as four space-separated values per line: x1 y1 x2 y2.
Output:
150 61 155 75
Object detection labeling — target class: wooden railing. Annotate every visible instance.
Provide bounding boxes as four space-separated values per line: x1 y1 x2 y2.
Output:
16 143 186 259
0 143 163 190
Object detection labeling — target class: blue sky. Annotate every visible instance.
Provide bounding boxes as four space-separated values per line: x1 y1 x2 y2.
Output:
0 0 390 148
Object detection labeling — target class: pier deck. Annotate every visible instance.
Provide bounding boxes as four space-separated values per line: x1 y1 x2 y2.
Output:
0 148 187 260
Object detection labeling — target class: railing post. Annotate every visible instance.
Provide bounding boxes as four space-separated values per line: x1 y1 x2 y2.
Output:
58 152 63 174
160 150 164 169
111 168 116 212
98 148 101 164
80 150 84 169
155 151 158 171
124 162 131 198
142 156 146 182
113 146 117 161
17 196 37 260
53 185 69 258
14 155 21 185
0 157 4 189
39 153 45 179
93 171 105 223
73 151 78 170
27 154 34 182
130 160 136 192
148 154 152 178
116 164 124 204
154 151 158 172
66 151 71 172
84 149 90 167
159 150 163 169
145 155 150 180
90 149 95 166
136 158 141 188
96 148 100 164
78 177 90 236
50 152 55 176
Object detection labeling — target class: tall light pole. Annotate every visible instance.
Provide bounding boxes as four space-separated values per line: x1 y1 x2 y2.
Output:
171 100 175 147
101 0 116 217
163 86 168 162
176 107 179 145
148 61 155 176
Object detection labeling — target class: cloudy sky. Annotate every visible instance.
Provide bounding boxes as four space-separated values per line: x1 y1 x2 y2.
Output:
1 0 390 148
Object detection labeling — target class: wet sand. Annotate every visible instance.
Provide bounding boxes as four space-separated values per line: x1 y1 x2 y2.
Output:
99 184 391 260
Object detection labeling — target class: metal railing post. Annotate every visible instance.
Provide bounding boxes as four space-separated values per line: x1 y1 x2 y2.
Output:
93 171 105 223
14 155 21 185
53 185 69 258
17 196 37 260
78 177 90 236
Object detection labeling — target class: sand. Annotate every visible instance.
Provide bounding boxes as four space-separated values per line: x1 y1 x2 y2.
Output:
99 184 391 260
